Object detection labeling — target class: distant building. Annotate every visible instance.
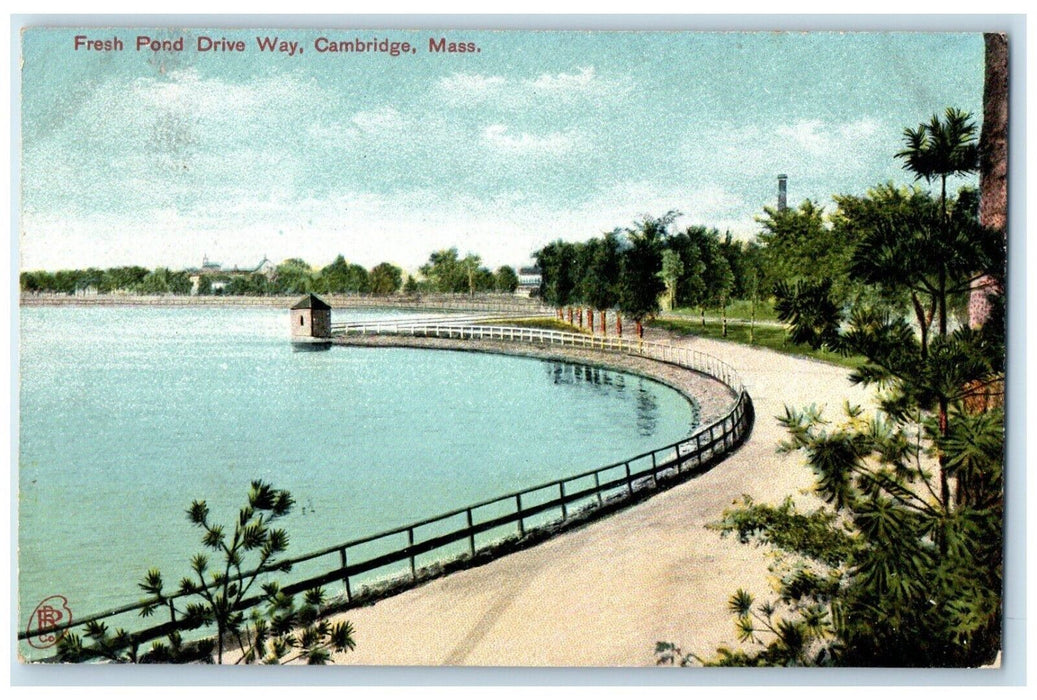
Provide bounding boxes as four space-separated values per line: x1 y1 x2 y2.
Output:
187 255 275 294
516 266 542 297
290 293 332 340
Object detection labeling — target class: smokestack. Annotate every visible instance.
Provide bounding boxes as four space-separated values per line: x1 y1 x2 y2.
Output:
777 174 788 212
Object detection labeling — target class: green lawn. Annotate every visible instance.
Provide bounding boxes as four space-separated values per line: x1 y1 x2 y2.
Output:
667 298 781 322
480 313 865 370
651 317 867 370
480 317 594 334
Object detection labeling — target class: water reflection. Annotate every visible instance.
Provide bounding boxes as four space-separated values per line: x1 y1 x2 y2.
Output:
543 360 673 437
636 386 659 436
291 340 332 352
546 361 626 393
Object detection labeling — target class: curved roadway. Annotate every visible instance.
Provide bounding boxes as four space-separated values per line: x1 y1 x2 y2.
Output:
326 328 872 666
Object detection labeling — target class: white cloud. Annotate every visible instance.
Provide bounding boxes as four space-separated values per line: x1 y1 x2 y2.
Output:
480 125 583 156
527 66 598 91
305 122 357 143
776 118 882 156
351 106 407 133
776 120 830 154
839 119 881 141
434 66 631 108
436 72 508 97
305 106 410 146
129 69 322 127
523 66 631 101
682 117 897 185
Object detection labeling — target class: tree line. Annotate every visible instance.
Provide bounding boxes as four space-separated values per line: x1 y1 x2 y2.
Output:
19 249 520 297
533 158 988 346
534 216 762 338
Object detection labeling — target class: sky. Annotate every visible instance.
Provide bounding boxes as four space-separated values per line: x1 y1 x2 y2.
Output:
18 29 985 273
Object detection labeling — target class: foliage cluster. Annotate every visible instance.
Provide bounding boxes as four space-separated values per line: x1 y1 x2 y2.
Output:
21 266 193 296
657 107 1005 668
57 481 356 665
533 214 761 337
418 247 518 295
20 250 522 298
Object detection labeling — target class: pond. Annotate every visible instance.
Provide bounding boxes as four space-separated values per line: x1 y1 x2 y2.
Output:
18 305 701 657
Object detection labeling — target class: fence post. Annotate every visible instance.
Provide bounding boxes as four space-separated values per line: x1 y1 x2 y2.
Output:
594 472 603 507
340 548 352 603
696 434 702 467
466 508 476 556
625 462 633 496
560 482 568 520
651 452 658 487
516 494 525 537
168 598 176 624
408 528 417 581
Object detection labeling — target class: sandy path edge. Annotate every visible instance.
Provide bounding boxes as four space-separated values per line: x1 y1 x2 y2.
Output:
318 331 872 667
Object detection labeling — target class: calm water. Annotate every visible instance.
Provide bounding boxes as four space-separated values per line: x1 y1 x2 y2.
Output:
18 306 698 653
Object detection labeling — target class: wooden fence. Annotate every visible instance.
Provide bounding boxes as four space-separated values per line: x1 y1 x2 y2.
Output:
20 323 752 658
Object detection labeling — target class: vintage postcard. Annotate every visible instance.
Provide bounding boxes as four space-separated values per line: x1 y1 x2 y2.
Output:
14 22 1010 672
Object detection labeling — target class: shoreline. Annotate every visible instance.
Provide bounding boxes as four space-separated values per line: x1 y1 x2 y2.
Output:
19 292 550 312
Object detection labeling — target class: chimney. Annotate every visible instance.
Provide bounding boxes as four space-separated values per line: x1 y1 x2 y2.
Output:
777 174 788 212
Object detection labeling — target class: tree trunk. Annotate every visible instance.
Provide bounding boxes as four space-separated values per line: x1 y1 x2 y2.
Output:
939 270 948 338
971 32 1008 328
616 315 622 337
600 309 607 335
722 303 728 338
636 320 643 339
750 293 756 344
587 308 594 333
911 292 930 358
939 398 951 512
577 308 583 328
700 307 705 328
980 32 1009 233
567 307 573 324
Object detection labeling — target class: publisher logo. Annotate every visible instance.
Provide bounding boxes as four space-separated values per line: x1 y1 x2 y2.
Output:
27 595 72 649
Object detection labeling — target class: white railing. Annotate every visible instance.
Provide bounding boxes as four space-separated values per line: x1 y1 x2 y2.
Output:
333 321 744 395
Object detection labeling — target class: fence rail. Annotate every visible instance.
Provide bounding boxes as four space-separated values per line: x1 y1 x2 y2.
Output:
20 322 753 656
331 320 744 394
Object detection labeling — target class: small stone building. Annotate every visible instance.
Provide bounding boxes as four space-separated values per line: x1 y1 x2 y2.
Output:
290 294 332 339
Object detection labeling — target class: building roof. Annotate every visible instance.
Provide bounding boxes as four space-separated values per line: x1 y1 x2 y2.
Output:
291 293 332 310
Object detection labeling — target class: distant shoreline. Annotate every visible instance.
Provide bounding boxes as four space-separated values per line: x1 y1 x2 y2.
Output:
19 292 550 313
21 293 311 308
